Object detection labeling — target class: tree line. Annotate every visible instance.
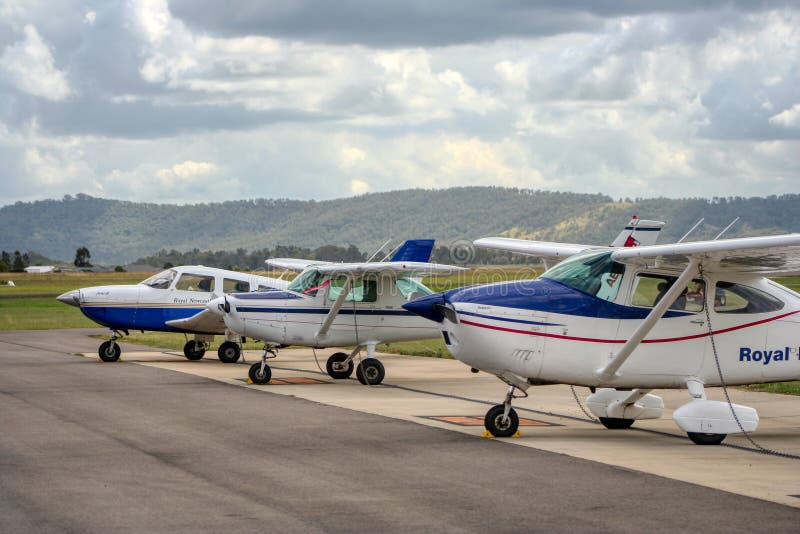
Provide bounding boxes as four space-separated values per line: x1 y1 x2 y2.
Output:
132 242 539 271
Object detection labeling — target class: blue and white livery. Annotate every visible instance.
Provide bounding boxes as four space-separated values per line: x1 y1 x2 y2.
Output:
404 230 800 445
57 265 288 363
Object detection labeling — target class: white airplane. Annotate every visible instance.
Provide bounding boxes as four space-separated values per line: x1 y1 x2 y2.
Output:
403 228 800 445
57 265 288 363
204 250 465 386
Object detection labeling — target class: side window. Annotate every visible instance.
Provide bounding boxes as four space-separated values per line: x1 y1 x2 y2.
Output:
328 278 378 302
632 274 705 312
174 274 215 292
223 278 251 293
714 282 784 314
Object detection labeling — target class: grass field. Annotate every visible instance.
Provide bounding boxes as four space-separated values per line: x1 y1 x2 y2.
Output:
2 269 798 395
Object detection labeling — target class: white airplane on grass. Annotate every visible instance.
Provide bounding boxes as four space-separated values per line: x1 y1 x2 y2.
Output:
57 265 288 362
205 247 465 386
403 228 800 445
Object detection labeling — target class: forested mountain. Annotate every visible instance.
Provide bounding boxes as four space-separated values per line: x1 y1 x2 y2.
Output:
1 189 798 265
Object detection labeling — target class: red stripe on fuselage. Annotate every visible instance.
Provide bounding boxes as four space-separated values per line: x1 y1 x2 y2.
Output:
459 309 800 344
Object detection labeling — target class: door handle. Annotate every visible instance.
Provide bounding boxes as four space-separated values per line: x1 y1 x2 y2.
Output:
690 319 705 325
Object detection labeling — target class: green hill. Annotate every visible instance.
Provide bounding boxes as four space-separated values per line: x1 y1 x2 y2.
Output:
1 189 798 265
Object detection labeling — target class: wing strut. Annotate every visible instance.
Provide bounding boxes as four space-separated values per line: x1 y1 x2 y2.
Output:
595 257 701 383
316 276 353 339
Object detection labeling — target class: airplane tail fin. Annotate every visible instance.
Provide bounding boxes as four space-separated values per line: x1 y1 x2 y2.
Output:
610 216 664 248
389 239 436 262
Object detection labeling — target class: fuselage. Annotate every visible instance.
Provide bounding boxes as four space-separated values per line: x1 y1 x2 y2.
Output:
59 266 287 334
406 251 800 388
213 271 442 347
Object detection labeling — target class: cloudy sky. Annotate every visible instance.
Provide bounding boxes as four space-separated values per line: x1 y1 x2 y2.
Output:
0 0 798 206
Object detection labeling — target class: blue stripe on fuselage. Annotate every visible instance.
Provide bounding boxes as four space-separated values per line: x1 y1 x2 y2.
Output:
235 307 414 316
445 277 691 320
80 306 208 332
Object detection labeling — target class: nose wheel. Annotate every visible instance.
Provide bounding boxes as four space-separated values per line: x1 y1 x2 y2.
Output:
247 345 278 384
98 340 121 362
484 383 528 437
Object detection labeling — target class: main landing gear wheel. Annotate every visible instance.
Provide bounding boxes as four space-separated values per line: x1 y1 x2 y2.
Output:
183 340 206 361
599 417 635 430
484 404 519 438
248 362 272 384
98 340 121 362
687 432 727 445
356 359 385 385
326 352 354 379
217 341 241 363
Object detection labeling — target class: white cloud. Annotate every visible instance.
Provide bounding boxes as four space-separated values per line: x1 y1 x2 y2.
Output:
156 160 217 180
350 179 370 195
769 104 800 128
0 24 71 101
84 10 96 25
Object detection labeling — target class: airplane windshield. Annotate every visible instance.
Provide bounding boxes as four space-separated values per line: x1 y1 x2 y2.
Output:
287 269 323 295
541 250 625 300
140 269 177 289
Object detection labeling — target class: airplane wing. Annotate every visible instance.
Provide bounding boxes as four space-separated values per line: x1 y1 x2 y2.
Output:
266 258 332 272
474 237 598 263
474 218 664 265
315 261 466 278
611 234 800 276
166 309 225 333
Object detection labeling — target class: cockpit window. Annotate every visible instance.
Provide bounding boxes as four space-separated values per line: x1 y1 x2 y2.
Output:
541 250 625 300
395 278 433 300
141 269 176 289
714 282 784 314
175 273 215 292
287 269 325 295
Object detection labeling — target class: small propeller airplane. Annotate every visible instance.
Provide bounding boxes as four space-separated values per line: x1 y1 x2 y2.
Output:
203 240 466 385
403 220 800 445
57 265 288 363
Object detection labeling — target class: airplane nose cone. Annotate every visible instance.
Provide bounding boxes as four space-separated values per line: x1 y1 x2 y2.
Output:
207 296 229 316
402 292 448 323
56 290 81 307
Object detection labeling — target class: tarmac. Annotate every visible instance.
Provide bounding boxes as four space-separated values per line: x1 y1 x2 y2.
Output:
1 329 799 532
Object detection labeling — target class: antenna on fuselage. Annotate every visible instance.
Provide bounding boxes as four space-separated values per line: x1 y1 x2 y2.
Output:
365 239 392 262
714 217 740 240
677 218 704 243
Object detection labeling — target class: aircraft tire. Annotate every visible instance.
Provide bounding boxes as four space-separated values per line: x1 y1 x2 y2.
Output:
598 417 635 430
98 340 121 362
218 341 241 363
326 352 354 379
248 362 272 384
183 340 205 360
356 358 385 385
484 405 519 438
687 432 726 445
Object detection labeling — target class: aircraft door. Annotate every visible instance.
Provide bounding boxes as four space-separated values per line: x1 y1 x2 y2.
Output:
620 273 708 377
323 276 379 344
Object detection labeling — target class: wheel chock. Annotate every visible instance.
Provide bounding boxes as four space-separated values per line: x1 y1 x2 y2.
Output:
481 430 523 439
246 378 253 385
